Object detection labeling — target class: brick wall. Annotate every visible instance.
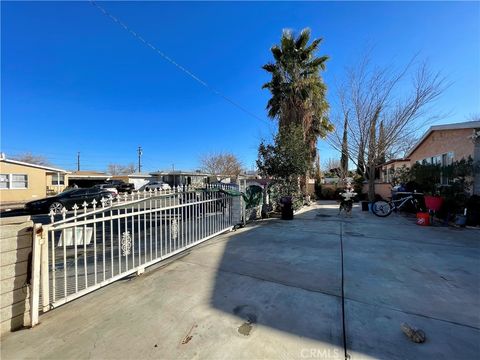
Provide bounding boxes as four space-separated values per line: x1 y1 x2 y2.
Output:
409 129 475 163
0 216 33 334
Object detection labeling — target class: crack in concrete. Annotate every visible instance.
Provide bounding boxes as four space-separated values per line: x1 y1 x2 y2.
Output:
178 259 480 332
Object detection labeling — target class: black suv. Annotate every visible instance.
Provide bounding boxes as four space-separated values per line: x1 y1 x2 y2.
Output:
104 179 135 193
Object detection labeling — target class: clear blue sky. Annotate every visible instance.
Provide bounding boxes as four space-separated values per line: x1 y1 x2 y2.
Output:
2 1 479 172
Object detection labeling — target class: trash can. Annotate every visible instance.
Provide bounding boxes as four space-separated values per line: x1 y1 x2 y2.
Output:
361 201 369 212
280 196 294 220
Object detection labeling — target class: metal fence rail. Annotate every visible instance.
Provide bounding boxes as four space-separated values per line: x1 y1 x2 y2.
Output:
31 186 239 324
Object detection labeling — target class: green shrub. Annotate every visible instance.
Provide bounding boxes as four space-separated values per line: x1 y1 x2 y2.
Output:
321 188 334 200
314 182 322 199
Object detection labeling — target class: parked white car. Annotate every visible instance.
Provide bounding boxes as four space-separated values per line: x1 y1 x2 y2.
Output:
93 184 119 196
144 181 171 191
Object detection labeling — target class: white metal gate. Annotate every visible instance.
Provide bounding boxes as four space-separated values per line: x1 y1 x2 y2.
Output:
30 185 240 325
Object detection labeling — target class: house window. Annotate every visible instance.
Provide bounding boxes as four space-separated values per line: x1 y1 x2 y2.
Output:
11 174 28 189
441 152 455 184
52 173 65 185
0 174 9 189
445 152 454 166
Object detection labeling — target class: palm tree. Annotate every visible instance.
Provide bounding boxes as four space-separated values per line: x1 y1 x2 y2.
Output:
262 28 333 171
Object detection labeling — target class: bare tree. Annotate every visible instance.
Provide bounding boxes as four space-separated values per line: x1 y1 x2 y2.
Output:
323 158 349 179
330 55 447 200
466 113 480 122
323 158 340 173
200 152 243 179
12 152 51 166
107 163 136 175
340 111 349 184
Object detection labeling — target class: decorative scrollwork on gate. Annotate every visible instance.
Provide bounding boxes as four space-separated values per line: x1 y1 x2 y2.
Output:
171 218 178 240
121 231 132 256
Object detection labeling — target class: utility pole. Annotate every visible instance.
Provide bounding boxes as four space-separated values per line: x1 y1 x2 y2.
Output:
137 146 143 173
77 152 80 171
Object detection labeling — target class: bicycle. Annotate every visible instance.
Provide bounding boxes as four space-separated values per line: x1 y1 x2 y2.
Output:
371 193 422 217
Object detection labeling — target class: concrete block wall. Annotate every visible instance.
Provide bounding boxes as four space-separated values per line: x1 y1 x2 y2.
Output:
0 216 33 335
362 182 392 200
232 196 243 225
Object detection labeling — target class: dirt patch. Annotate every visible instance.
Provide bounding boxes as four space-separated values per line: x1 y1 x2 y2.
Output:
238 322 254 336
233 305 257 336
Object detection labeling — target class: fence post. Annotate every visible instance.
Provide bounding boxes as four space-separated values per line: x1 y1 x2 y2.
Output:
29 224 43 327
40 226 50 312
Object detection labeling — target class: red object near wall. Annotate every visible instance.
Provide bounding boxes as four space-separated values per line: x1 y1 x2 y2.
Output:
416 212 431 226
424 195 444 212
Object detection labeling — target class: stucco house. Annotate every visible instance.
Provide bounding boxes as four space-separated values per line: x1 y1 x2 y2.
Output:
405 120 480 193
406 121 479 165
377 120 480 194
150 171 210 188
0 154 69 203
111 173 153 190
380 158 411 183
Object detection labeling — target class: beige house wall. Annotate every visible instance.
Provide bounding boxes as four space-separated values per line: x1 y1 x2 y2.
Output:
409 129 475 163
0 162 47 203
380 161 410 183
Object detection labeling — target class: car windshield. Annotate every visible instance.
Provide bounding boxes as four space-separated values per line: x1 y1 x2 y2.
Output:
59 189 78 195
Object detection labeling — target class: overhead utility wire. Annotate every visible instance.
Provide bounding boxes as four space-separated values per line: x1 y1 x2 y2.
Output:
90 0 269 125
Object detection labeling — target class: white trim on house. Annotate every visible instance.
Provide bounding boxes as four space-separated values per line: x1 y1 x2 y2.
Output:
0 157 68 173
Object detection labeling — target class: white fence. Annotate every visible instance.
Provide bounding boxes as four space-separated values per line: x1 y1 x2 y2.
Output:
30 186 241 325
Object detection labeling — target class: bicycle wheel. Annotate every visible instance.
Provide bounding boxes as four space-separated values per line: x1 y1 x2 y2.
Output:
372 200 393 217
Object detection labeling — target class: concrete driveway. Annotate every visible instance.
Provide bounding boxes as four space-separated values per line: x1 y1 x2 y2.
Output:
1 202 479 359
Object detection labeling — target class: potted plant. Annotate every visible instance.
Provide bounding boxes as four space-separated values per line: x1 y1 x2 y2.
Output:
455 209 467 227
410 162 444 212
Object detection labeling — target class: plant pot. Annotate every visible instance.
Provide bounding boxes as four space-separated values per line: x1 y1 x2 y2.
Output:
424 195 444 212
361 201 369 211
455 214 467 227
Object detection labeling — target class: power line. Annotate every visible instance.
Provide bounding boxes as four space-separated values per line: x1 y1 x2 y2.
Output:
90 0 269 125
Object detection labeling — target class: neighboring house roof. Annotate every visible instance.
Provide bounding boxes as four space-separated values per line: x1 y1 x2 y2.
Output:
68 171 109 179
150 170 211 177
406 120 480 158
0 157 68 173
112 173 153 178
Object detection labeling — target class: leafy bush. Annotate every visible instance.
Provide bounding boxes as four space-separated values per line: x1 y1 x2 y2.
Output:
353 175 366 201
243 185 263 209
321 187 335 200
314 182 322 199
268 181 303 211
409 163 441 194
466 195 480 226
